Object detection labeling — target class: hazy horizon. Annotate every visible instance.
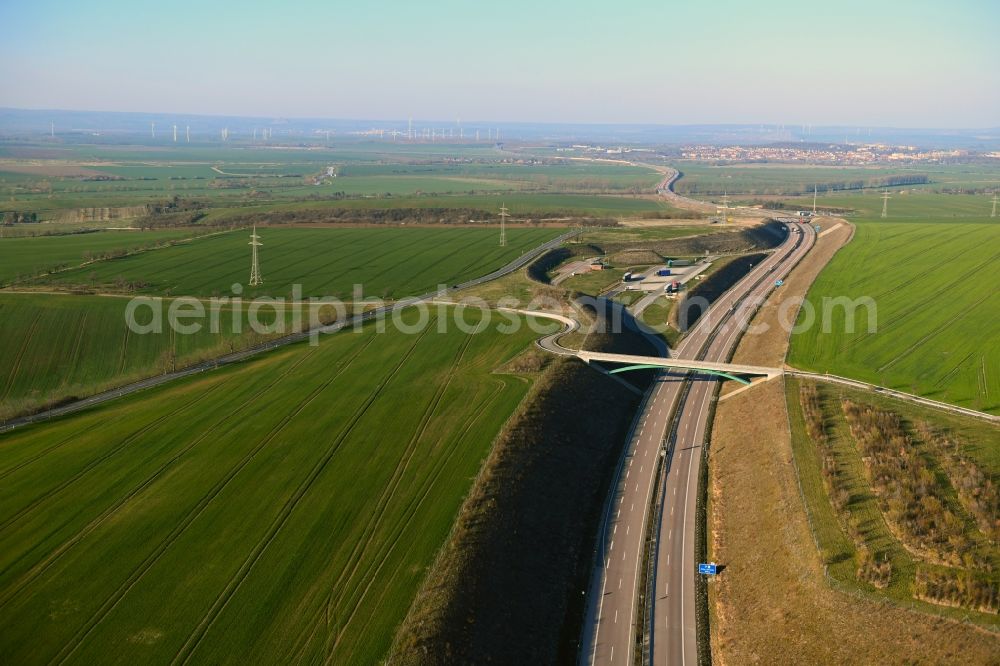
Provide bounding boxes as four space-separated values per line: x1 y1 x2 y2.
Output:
3 106 1000 133
2 0 998 128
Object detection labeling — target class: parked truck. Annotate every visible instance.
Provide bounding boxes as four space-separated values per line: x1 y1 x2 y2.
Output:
622 271 633 282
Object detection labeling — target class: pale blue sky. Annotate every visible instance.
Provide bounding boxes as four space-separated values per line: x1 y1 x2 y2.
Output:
1 0 997 127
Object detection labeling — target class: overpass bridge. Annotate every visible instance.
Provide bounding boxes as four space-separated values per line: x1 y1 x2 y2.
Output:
575 350 782 385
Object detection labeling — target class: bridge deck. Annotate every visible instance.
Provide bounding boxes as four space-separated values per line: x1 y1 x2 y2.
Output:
576 351 783 379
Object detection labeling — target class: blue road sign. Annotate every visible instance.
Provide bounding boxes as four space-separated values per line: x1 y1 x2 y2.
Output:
775 279 784 287
698 563 718 575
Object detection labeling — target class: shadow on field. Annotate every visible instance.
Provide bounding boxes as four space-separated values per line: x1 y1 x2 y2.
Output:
391 302 658 665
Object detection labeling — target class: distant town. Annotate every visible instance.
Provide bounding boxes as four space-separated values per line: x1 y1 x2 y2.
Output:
557 142 994 165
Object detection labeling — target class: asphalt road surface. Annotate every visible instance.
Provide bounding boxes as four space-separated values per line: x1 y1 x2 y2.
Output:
579 222 814 665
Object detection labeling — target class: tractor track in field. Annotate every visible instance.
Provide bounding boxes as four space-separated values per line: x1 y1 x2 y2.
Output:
170 325 433 665
934 351 975 389
328 379 510 665
312 229 504 300
318 332 478 658
0 381 220 537
304 230 460 294
404 235 533 295
0 422 101 482
837 250 998 355
267 232 392 294
312 231 483 300
0 378 231 608
853 234 970 298
286 370 508 662
66 311 90 381
50 341 359 665
875 291 994 374
117 325 130 375
1 311 41 400
0 341 339 611
323 332 473 614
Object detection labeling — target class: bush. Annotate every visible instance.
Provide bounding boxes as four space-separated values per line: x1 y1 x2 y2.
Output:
841 400 987 569
914 567 999 614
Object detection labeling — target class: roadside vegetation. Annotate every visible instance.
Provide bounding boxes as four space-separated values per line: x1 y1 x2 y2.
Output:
787 378 999 622
709 378 998 665
709 209 998 663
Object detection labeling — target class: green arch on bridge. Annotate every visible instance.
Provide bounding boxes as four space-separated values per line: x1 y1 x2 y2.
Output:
607 363 752 385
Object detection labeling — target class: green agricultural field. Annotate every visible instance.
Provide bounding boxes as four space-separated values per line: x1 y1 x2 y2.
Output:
0 229 215 285
31 226 563 298
674 163 1000 198
795 190 998 219
0 308 542 664
0 293 291 420
0 141 662 217
337 161 661 191
788 218 1000 414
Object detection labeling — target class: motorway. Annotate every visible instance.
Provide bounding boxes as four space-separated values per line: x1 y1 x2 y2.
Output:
579 221 815 665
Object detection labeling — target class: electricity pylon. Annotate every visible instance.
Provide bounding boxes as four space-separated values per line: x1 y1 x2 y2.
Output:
249 226 263 286
813 184 818 215
498 204 508 246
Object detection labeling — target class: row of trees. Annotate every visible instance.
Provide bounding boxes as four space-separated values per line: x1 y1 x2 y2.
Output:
1 211 39 224
800 386 891 587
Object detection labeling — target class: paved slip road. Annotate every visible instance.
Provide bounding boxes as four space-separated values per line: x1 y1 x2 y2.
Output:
579 222 814 666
